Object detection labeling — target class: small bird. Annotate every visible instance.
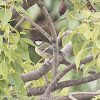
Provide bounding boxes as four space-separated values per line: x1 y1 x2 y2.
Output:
34 38 64 58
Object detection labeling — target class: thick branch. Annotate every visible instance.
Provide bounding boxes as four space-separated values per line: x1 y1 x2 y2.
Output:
55 92 100 100
36 0 58 81
42 55 94 97
20 40 96 83
27 72 100 96
20 60 52 82
58 30 72 44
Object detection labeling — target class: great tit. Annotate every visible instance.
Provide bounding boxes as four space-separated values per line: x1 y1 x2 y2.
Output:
34 38 63 58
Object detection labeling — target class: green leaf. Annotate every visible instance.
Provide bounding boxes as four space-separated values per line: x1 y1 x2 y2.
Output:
21 38 36 46
93 12 100 19
96 39 100 49
71 34 83 56
18 84 27 95
75 49 83 71
0 57 8 79
82 10 92 18
92 95 100 100
13 60 24 74
83 59 96 76
60 88 68 95
0 8 12 28
9 33 20 44
97 54 100 71
67 10 80 28
92 27 99 41
74 3 83 10
62 33 71 47
84 30 93 40
72 0 80 3
0 80 8 94
0 0 6 5
14 4 30 17
7 73 23 90
58 27 67 39
77 23 89 34
4 25 10 39
17 40 31 61
4 45 16 63
92 44 98 58
14 0 23 2
0 35 3 46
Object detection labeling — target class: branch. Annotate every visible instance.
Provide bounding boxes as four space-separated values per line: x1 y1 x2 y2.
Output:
20 41 72 82
11 17 25 33
20 42 95 82
20 17 67 31
86 0 97 12
61 41 73 54
68 0 74 7
42 55 94 97
55 92 100 100
20 59 53 82
58 30 72 44
27 71 100 96
68 95 78 100
14 17 25 29
22 14 52 42
36 0 58 84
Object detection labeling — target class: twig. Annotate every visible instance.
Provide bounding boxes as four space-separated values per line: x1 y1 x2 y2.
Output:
22 14 52 42
11 17 25 33
36 0 58 84
68 95 78 100
20 25 48 30
58 30 72 44
44 75 49 85
86 0 97 12
68 0 74 7
20 17 67 31
61 41 73 54
14 17 25 29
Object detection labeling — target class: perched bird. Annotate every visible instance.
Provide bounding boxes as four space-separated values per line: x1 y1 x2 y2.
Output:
34 38 63 58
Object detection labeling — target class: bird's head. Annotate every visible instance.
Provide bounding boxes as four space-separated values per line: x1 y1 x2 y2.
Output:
34 37 44 46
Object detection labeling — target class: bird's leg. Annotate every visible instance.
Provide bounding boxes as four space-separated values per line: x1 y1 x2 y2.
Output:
44 58 50 85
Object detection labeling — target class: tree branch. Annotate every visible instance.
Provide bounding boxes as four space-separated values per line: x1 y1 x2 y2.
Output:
86 0 97 12
55 92 100 100
58 30 72 44
36 0 58 87
22 14 52 42
27 72 100 96
42 55 94 97
20 17 67 31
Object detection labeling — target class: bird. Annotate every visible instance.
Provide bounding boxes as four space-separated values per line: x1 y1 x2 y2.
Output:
34 38 64 58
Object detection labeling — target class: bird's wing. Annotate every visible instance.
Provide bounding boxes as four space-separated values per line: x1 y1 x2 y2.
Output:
43 46 53 54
